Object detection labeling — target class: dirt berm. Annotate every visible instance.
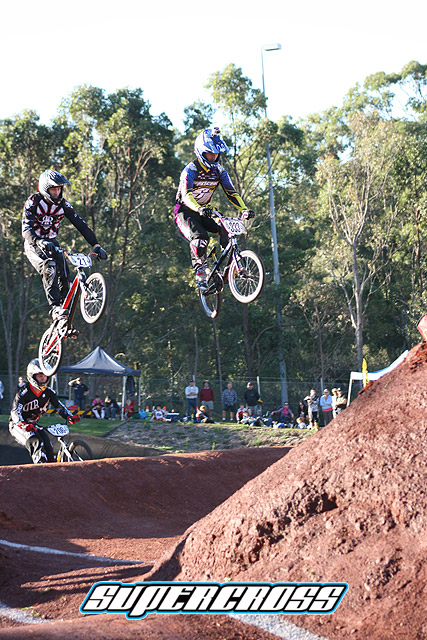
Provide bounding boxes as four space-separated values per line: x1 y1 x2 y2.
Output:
146 342 427 640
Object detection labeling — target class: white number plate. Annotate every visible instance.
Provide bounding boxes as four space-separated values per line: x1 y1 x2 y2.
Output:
47 424 70 437
222 218 246 236
68 253 92 268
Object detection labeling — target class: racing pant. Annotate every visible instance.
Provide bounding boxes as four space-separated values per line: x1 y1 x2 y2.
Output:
24 239 70 309
174 204 229 271
9 422 55 463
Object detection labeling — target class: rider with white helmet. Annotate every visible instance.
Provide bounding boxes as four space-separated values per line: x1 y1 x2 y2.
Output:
22 170 108 320
175 127 254 289
9 359 79 463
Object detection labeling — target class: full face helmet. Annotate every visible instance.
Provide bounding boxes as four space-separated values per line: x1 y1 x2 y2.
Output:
38 170 70 204
27 358 48 392
194 127 229 171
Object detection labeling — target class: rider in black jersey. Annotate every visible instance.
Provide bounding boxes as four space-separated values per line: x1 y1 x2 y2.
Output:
23 170 108 321
9 359 80 463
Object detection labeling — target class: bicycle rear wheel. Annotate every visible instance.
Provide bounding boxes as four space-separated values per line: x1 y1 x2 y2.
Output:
69 440 93 461
39 327 63 376
199 272 223 319
80 273 107 324
228 250 265 304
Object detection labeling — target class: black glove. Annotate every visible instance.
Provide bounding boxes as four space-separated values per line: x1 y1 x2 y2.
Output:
242 209 255 220
37 239 56 254
93 246 108 261
199 206 213 218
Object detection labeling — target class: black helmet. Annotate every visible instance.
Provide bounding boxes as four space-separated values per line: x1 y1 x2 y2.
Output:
38 170 70 204
27 358 48 392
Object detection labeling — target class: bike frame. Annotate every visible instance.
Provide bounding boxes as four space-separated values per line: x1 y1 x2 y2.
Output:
204 211 246 295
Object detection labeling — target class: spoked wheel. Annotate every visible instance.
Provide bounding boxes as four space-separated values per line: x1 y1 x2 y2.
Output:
80 273 107 324
228 250 265 303
69 440 93 461
39 327 63 376
199 272 223 319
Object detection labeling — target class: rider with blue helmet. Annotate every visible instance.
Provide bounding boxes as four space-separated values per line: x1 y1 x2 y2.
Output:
175 127 254 289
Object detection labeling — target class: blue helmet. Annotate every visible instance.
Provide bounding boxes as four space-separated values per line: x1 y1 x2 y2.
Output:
39 170 70 204
194 127 229 170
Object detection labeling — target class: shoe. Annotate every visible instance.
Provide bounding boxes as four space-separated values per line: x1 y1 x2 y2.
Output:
195 264 208 290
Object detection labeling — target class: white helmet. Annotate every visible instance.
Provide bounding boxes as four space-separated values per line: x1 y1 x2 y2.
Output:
27 359 48 392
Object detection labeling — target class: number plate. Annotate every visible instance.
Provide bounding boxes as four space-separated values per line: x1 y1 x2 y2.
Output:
68 253 92 268
222 218 246 236
47 424 69 437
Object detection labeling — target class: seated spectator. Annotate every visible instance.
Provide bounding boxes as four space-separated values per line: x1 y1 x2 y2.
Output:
104 395 119 419
236 404 246 423
297 400 308 421
271 402 294 426
124 399 134 419
92 396 105 419
195 405 214 423
296 416 309 429
151 405 169 422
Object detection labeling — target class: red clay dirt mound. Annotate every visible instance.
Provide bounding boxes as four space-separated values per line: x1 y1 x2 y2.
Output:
147 342 427 640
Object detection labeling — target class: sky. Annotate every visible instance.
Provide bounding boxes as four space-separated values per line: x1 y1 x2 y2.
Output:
1 0 427 131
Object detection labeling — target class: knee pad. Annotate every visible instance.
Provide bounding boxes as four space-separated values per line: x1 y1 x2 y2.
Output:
42 260 57 278
190 238 208 258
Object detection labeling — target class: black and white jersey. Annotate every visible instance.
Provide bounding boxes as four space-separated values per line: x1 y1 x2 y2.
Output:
10 382 70 425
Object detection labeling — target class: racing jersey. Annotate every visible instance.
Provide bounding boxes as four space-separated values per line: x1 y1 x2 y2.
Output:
10 382 71 426
22 193 98 247
176 159 247 212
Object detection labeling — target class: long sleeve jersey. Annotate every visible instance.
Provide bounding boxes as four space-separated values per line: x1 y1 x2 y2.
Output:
22 193 98 247
10 382 71 426
176 159 247 212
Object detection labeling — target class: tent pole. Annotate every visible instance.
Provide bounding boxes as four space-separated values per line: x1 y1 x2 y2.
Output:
121 377 125 420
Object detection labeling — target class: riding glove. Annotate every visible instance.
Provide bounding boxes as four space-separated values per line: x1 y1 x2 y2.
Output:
67 415 81 424
199 206 214 218
93 246 108 261
37 239 56 254
241 209 255 220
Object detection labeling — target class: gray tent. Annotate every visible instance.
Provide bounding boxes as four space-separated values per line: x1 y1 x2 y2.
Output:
59 347 140 419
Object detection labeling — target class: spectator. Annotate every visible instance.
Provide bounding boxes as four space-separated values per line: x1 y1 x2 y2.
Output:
17 376 26 393
185 379 199 422
244 382 261 416
199 380 215 419
319 388 333 427
271 402 294 427
0 377 4 414
124 399 134 419
236 403 246 423
151 405 168 422
296 416 309 429
334 387 347 416
68 377 89 411
195 405 214 424
104 395 119 419
297 400 308 421
222 382 238 422
92 396 105 419
304 389 319 428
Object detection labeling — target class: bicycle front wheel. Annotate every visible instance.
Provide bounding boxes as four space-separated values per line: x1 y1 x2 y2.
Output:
80 273 107 324
228 250 265 304
69 440 93 461
39 328 63 376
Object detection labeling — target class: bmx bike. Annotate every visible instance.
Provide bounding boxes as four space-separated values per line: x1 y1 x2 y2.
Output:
38 249 107 376
198 209 265 319
43 423 93 462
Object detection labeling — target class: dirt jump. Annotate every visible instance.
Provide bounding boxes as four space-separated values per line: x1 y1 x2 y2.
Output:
1 342 427 639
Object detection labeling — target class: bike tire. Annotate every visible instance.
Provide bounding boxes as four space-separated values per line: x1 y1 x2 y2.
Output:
39 327 63 376
80 273 107 324
199 272 223 319
69 440 93 461
228 250 265 304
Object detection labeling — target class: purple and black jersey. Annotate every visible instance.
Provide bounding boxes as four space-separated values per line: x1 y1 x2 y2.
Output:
175 159 246 212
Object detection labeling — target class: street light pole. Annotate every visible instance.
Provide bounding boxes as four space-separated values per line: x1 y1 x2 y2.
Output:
261 43 288 404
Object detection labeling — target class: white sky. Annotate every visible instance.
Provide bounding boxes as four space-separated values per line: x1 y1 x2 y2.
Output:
1 0 426 130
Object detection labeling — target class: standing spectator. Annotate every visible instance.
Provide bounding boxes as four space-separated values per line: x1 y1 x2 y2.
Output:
92 396 105 419
222 382 238 422
17 376 26 393
0 377 4 414
305 389 319 428
319 388 333 427
104 395 119 419
185 379 199 422
244 382 261 416
199 380 215 419
334 388 347 416
68 377 89 411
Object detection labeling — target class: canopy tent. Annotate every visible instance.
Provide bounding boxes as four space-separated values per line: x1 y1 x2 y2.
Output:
59 347 140 419
347 350 409 405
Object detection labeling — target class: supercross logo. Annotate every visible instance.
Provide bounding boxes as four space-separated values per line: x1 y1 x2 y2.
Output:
80 581 348 619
